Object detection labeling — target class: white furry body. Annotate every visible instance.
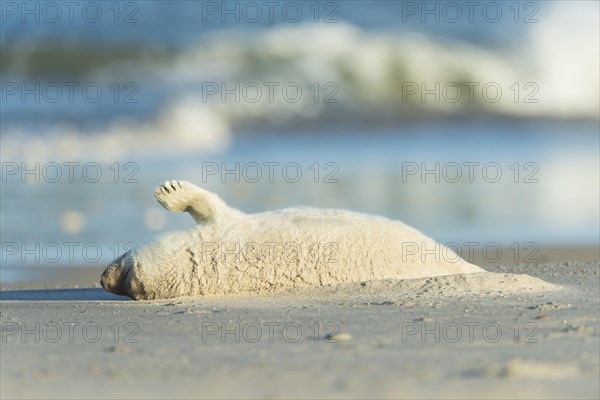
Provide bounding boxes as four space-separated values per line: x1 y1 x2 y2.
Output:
101 181 484 300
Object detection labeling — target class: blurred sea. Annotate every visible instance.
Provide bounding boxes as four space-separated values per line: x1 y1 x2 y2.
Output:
0 1 599 275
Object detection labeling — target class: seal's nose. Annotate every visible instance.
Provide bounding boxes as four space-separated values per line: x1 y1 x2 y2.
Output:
100 256 132 297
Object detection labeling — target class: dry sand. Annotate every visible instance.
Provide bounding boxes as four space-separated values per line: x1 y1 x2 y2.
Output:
1 260 598 399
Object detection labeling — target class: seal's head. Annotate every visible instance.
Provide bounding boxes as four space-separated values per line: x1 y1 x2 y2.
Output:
101 249 139 298
101 229 200 300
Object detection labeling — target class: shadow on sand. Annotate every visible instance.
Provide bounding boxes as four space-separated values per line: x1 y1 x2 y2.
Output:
0 288 131 301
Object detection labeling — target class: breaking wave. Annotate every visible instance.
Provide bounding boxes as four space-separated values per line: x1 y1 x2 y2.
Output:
1 2 598 161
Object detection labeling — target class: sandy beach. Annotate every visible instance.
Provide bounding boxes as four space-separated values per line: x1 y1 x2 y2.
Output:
1 258 598 399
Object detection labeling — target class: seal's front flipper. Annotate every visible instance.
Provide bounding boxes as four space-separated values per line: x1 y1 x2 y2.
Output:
154 180 230 224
